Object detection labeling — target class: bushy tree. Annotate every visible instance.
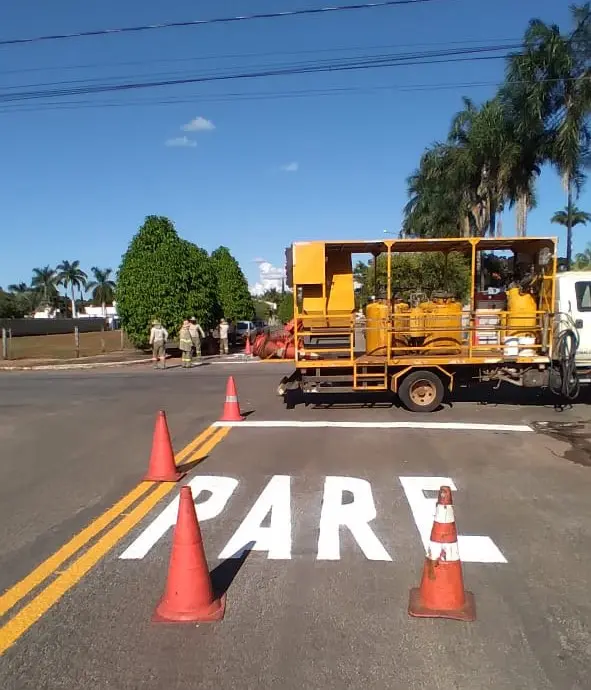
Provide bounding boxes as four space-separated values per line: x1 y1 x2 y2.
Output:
354 252 471 307
0 289 27 318
116 216 220 346
210 246 254 322
276 292 294 323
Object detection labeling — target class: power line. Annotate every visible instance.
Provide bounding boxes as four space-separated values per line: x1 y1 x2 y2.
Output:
0 45 517 104
0 36 520 77
0 42 519 94
0 0 452 47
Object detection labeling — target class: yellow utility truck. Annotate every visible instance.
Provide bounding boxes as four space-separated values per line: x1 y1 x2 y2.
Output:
278 237 585 412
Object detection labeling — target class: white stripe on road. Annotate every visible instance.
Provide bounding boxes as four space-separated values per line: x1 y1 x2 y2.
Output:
213 420 533 432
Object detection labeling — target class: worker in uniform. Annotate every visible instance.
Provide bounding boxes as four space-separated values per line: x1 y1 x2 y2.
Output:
189 317 205 365
179 319 194 368
219 318 229 356
149 319 168 369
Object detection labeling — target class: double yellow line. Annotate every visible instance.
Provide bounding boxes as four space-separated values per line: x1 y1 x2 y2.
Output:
0 424 230 655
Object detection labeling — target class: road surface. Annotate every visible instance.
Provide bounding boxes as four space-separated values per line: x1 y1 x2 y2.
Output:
0 363 590 689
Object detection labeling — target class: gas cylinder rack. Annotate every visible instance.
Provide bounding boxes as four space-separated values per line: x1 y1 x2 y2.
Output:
278 237 565 412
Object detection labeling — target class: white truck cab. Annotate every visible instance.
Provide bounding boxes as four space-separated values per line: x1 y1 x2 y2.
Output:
555 271 591 379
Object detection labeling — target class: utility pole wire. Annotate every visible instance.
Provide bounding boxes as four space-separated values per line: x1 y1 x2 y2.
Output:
0 0 452 47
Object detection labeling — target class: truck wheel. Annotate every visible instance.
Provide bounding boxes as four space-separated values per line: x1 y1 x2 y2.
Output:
398 370 444 413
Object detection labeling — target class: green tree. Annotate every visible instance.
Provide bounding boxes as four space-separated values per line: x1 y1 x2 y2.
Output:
87 267 116 317
210 246 254 322
276 292 294 323
354 252 470 308
0 288 27 318
574 243 591 268
56 260 87 318
116 215 220 346
31 265 58 306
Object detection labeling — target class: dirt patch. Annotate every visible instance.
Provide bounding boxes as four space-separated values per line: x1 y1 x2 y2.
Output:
532 421 591 467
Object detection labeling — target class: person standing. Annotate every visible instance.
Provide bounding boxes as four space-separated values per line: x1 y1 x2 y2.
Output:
189 317 205 365
149 319 168 369
219 318 229 355
179 319 193 368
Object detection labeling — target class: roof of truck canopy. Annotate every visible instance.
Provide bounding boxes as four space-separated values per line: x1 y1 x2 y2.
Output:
292 237 558 254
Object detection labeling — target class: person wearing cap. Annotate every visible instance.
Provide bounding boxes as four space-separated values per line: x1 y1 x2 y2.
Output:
179 319 193 368
149 319 168 369
189 317 205 365
219 318 229 355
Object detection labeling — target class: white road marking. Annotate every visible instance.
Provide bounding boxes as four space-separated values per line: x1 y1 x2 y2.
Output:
218 475 292 560
119 475 238 560
317 476 392 561
213 420 533 432
399 476 508 564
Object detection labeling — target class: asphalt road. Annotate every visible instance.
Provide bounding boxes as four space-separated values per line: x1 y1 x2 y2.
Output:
1 362 591 689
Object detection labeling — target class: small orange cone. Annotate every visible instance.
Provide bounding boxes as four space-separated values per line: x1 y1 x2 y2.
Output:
153 486 226 623
244 336 252 356
143 411 186 483
220 376 244 422
408 486 476 622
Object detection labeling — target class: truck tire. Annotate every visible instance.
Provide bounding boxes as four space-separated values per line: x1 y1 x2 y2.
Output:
398 370 444 413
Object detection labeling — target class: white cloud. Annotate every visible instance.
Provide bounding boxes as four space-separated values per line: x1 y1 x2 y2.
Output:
165 136 197 148
280 161 299 172
249 259 286 296
182 116 215 132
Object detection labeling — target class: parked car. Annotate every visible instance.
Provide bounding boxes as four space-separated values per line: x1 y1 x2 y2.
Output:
235 320 258 343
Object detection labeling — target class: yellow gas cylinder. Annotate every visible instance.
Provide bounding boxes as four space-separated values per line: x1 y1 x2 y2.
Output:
365 301 389 355
506 287 537 337
408 305 426 339
424 296 462 351
392 301 410 349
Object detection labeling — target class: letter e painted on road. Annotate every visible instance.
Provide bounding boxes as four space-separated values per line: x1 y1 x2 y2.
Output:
218 475 292 560
317 476 392 561
399 476 507 564
119 476 239 560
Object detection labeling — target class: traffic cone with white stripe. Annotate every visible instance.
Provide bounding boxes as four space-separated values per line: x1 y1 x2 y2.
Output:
408 485 476 622
220 376 244 422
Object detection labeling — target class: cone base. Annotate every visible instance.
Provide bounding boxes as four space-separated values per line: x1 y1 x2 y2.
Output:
152 592 226 624
143 470 187 483
408 588 476 622
220 408 245 422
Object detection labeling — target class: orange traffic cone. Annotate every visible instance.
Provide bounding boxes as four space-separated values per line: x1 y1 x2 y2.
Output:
220 376 244 422
408 485 476 622
153 486 226 623
244 336 252 356
143 411 186 483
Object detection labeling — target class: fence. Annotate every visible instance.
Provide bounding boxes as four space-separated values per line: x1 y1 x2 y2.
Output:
1 323 134 361
0 317 108 337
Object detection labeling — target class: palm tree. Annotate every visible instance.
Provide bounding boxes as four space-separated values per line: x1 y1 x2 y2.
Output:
86 267 116 317
31 266 58 306
552 204 591 228
7 282 30 294
505 9 591 267
56 260 87 318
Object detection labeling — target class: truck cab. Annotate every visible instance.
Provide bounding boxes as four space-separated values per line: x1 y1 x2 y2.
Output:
555 271 591 379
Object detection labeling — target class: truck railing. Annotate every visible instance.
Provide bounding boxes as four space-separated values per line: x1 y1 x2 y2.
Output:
294 309 552 363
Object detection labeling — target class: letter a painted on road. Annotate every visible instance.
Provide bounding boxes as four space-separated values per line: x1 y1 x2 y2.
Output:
218 475 292 560
317 476 392 561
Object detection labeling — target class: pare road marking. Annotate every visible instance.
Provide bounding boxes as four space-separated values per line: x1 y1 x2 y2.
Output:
120 474 507 564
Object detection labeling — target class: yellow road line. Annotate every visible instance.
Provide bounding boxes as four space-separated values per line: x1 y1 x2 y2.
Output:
0 423 217 618
0 425 230 655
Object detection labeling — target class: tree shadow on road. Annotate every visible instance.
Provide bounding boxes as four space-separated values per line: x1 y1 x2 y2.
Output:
210 542 254 599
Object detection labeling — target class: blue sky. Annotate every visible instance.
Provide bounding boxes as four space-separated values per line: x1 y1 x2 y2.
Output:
0 0 581 295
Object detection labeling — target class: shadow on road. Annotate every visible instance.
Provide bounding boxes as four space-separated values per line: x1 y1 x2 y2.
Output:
210 542 254 599
284 383 590 412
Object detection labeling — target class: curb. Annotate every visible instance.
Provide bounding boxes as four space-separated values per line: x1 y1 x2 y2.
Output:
0 357 152 372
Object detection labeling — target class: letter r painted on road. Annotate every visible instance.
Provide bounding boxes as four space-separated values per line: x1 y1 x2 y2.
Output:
317 476 392 561
399 476 507 564
119 476 239 560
